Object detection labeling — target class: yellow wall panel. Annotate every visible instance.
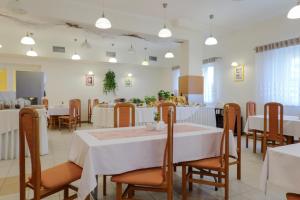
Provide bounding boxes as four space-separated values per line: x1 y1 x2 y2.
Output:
0 69 7 91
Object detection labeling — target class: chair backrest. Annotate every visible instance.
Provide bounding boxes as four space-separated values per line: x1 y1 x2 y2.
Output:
114 103 135 128
264 102 284 144
73 99 81 116
157 102 176 124
224 103 241 160
162 108 174 186
42 98 48 110
69 99 78 118
93 99 99 106
246 101 256 119
219 105 230 171
19 108 41 199
88 99 92 114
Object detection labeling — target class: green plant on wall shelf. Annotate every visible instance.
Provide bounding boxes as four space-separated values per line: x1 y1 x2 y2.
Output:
103 70 117 94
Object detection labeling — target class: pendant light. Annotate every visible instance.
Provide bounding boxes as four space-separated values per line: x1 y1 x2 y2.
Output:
71 38 81 60
142 47 149 66
205 14 218 46
95 0 112 29
158 3 172 38
0 44 2 48
108 43 118 63
128 43 135 54
165 51 174 59
21 32 35 45
26 48 38 57
287 1 300 19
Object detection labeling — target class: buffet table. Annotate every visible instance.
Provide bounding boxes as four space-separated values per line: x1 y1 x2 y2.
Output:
0 108 48 160
91 106 216 128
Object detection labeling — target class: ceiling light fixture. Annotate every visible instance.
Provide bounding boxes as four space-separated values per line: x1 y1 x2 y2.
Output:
287 1 300 19
71 38 81 60
95 0 112 29
128 73 133 77
26 48 38 57
142 47 149 66
158 3 172 38
21 32 35 45
165 51 174 59
0 44 2 48
128 43 135 54
88 71 94 75
205 14 218 46
231 62 239 67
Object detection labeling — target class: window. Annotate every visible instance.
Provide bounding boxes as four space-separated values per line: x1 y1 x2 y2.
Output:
172 67 180 96
203 65 215 103
255 45 300 106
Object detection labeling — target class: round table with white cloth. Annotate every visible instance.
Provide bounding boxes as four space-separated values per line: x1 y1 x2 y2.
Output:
47 105 69 116
92 106 216 128
0 108 48 160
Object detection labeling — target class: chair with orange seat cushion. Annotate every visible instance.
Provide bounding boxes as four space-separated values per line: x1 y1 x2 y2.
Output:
58 99 78 132
157 102 176 124
114 102 135 128
226 103 242 180
19 108 85 200
181 105 231 200
262 102 285 160
111 108 174 200
287 193 300 200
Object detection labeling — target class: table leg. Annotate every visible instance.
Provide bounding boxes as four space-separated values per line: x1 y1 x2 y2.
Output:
92 175 98 200
253 131 257 153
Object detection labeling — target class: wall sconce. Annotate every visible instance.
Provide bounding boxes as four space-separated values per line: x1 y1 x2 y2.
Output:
86 71 95 86
231 62 239 67
125 73 133 87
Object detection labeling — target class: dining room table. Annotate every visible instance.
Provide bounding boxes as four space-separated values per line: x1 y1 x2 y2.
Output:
68 123 237 200
260 143 300 194
47 105 69 128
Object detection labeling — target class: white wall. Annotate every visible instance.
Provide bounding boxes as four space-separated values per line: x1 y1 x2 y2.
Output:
202 16 300 118
0 55 172 120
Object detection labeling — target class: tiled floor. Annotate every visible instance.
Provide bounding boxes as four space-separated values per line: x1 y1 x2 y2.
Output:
0 124 289 200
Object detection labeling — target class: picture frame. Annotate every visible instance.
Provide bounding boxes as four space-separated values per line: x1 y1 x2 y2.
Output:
85 75 95 86
234 65 244 81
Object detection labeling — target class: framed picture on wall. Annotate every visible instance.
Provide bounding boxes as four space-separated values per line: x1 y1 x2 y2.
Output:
234 65 244 81
86 75 95 86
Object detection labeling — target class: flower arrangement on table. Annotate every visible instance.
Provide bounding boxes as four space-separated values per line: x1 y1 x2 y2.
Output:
158 90 171 101
144 96 157 107
129 98 144 107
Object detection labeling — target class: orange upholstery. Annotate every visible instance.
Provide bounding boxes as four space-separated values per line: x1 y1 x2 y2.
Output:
157 102 176 124
114 103 135 128
185 157 222 170
111 168 164 186
287 193 300 200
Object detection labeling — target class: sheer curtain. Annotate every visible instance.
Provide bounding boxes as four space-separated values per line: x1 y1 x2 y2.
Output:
202 61 221 104
171 67 180 96
255 45 300 106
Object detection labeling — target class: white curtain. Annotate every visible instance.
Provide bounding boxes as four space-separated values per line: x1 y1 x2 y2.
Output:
202 61 221 104
172 67 180 96
255 45 300 106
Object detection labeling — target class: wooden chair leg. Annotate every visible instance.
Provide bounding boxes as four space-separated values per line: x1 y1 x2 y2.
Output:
246 134 249 148
64 187 69 199
103 175 107 196
188 167 193 192
225 173 229 200
128 188 135 198
253 131 257 153
116 183 122 200
85 194 91 200
182 165 187 200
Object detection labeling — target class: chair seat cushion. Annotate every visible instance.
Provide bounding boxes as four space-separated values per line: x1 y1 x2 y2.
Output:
287 193 300 200
31 162 82 189
111 167 164 186
185 157 222 170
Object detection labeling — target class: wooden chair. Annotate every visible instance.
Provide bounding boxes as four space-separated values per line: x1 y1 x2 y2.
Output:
74 99 81 127
157 102 176 124
42 98 48 110
287 193 300 200
58 100 78 132
88 99 92 124
225 103 242 180
114 102 135 128
245 101 263 153
19 108 83 200
181 105 231 200
111 108 174 200
262 102 285 160
93 99 99 106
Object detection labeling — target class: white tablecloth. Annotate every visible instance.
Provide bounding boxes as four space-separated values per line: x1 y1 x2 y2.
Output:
260 144 300 194
0 109 48 160
244 115 300 137
92 106 216 128
68 123 237 200
47 105 69 116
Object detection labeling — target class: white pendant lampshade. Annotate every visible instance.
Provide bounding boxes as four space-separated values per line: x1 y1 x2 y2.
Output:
0 44 2 48
26 48 38 57
21 33 35 45
71 53 81 60
158 25 172 38
109 57 117 63
205 36 218 46
95 13 112 29
142 60 149 66
165 51 174 59
231 62 239 67
287 1 300 19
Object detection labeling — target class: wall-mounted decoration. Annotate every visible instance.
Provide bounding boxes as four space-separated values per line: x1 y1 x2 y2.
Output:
86 74 95 86
103 70 117 94
234 65 244 81
124 73 133 87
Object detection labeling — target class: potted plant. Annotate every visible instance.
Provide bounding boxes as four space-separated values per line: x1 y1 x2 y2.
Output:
144 96 157 106
158 90 171 101
103 70 117 94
